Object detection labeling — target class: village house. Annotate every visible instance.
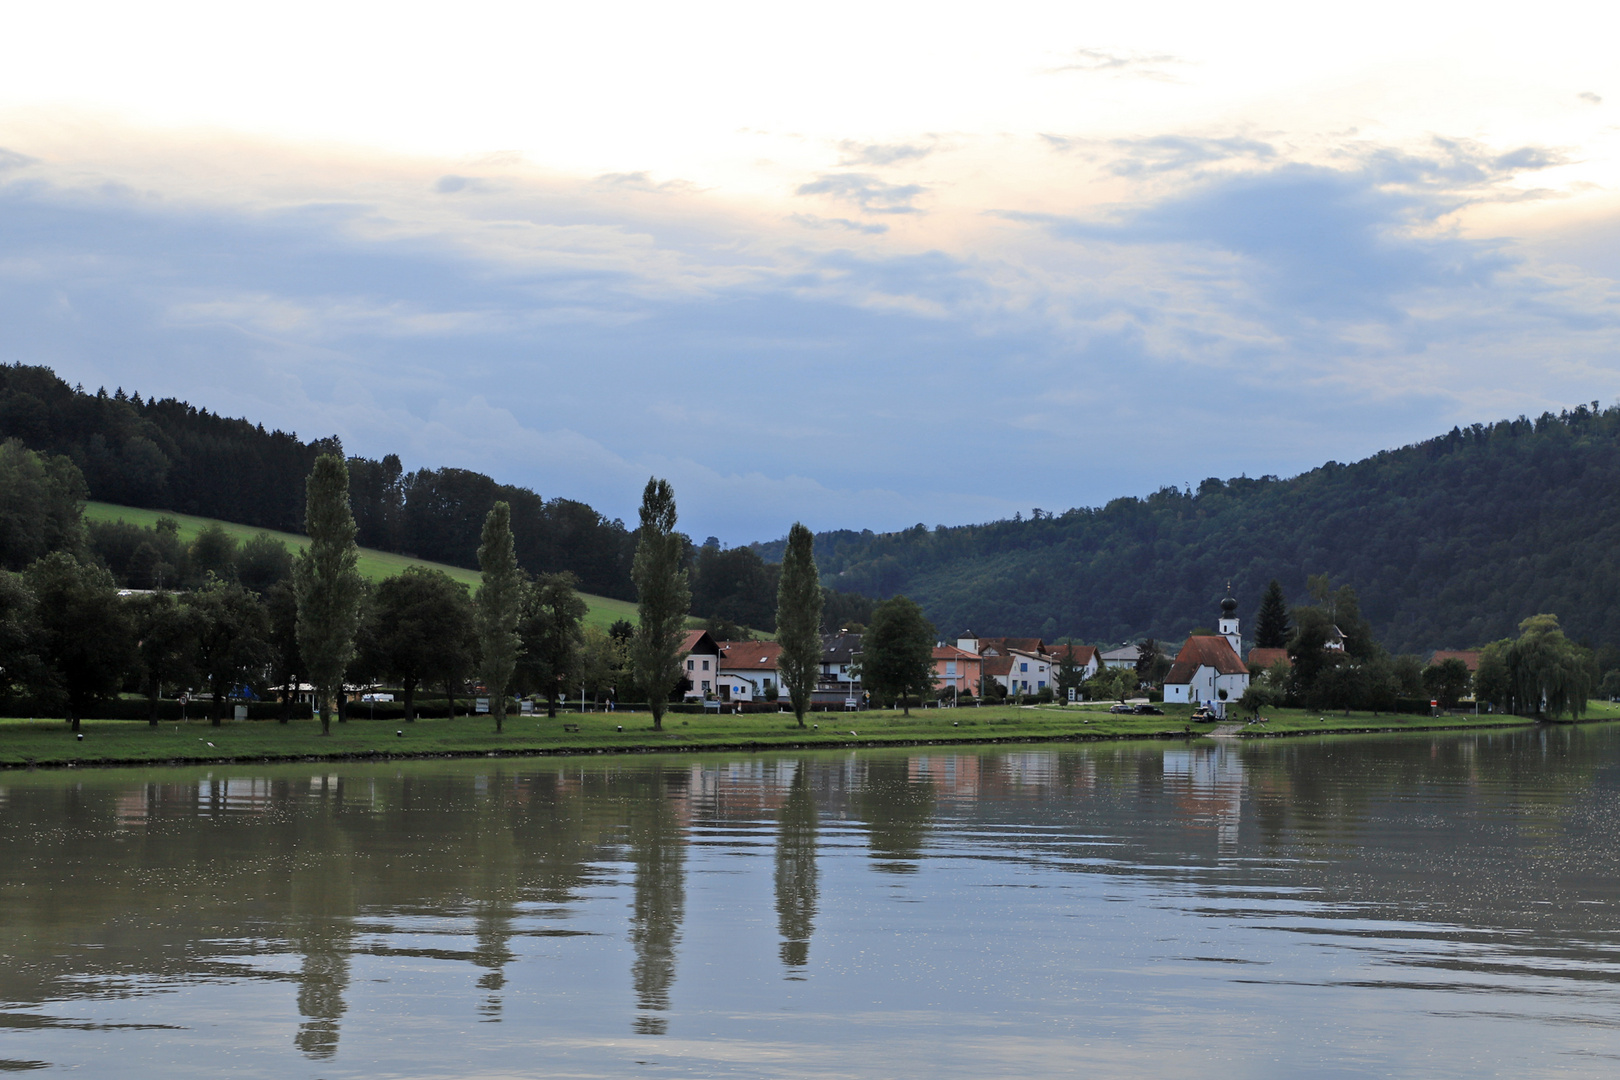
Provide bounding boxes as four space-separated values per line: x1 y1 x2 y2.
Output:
932 644 983 698
1100 644 1144 669
813 630 863 706
953 632 1056 696
678 629 722 700
1247 647 1290 670
716 640 784 702
1163 595 1251 718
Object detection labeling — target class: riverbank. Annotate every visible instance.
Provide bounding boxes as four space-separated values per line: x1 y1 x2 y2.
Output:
5 700 1613 768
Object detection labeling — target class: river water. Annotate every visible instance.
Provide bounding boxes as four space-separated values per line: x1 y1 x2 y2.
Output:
2 725 1619 1078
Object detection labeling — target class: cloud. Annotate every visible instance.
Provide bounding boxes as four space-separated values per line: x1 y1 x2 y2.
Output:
1579 91 1603 105
0 147 36 171
794 173 925 214
837 141 935 167
1043 133 1278 177
0 131 1616 546
592 171 698 194
1044 47 1183 80
790 214 889 235
433 174 500 194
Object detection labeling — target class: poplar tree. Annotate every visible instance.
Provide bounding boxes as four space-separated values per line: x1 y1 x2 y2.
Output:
476 501 523 733
295 453 364 736
630 478 690 732
775 522 822 728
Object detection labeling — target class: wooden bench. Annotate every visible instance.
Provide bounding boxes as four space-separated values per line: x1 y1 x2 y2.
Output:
562 722 580 733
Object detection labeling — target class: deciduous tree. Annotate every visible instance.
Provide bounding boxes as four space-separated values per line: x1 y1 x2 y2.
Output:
367 567 474 722
517 571 588 718
476 501 524 733
25 552 135 730
853 596 935 715
775 523 822 728
630 478 690 732
295 453 364 735
185 580 271 725
128 591 197 725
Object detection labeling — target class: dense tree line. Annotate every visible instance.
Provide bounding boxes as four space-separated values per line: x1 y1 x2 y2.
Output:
0 364 636 598
754 403 1620 654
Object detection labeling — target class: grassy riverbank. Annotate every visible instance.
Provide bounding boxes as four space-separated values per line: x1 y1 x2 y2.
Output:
5 700 1614 768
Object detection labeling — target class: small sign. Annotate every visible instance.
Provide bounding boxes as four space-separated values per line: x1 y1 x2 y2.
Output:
520 700 534 715
844 697 859 710
233 705 248 722
476 697 490 714
1067 687 1077 703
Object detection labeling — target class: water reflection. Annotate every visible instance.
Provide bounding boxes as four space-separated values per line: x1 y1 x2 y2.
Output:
1 727 1619 1078
774 762 817 974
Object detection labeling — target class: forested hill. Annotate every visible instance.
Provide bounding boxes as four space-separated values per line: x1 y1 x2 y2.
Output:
755 405 1620 654
0 364 636 599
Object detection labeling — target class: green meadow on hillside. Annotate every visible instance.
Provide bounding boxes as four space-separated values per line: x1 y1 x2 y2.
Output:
84 501 640 631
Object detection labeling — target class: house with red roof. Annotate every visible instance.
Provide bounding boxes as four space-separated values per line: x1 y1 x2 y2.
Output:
717 640 784 702
1428 650 1481 672
1247 647 1291 670
678 629 721 699
1048 643 1102 680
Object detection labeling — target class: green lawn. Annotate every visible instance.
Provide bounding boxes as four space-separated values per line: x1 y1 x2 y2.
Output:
84 501 639 631
7 695 1606 770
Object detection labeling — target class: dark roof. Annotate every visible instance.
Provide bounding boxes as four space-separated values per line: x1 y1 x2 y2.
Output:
1248 647 1291 670
979 637 1046 657
1048 643 1099 665
982 655 1015 677
1165 636 1248 685
821 631 862 663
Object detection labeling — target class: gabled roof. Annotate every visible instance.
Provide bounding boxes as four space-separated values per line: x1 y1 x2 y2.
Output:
679 629 719 655
1048 643 1099 665
982 655 1016 677
932 645 980 661
980 637 1046 657
1165 636 1249 685
717 640 783 671
1248 647 1291 670
1429 649 1481 672
1100 645 1141 663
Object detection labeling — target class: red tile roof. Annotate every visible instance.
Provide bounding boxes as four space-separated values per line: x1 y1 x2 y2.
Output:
1429 650 1480 672
1165 636 1248 685
982 655 1016 677
717 640 783 670
679 629 718 655
933 645 980 661
1248 647 1291 670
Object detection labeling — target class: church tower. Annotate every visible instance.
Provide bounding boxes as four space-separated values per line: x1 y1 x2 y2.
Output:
1218 588 1241 657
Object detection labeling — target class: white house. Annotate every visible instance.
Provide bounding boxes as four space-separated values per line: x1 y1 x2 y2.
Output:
717 640 784 702
1163 595 1250 718
678 629 722 699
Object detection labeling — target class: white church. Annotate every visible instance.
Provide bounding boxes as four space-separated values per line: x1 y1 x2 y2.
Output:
1163 593 1251 718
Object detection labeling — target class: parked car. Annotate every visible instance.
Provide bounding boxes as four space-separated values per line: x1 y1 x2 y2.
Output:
1108 703 1134 714
1190 707 1218 722
1132 704 1164 715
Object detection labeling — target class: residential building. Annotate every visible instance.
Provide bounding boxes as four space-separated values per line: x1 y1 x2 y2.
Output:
1428 649 1481 672
1247 647 1291 670
1100 644 1143 669
932 644 983 697
717 640 784 702
678 629 721 699
1047 643 1102 681
813 630 863 705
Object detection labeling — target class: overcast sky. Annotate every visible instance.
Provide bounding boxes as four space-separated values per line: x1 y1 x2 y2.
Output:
2 1 1618 543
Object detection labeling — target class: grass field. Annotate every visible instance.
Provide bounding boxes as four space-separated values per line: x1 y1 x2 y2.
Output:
3 700 1604 769
84 501 640 631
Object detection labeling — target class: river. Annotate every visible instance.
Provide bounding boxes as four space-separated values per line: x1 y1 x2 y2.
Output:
2 724 1618 1077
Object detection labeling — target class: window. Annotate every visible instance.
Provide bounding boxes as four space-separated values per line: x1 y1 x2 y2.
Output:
702 659 710 671
702 680 710 691
946 661 957 677
1020 662 1028 672
1038 680 1046 690
687 659 694 671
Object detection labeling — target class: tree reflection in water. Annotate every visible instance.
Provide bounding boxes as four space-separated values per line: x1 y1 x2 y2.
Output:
774 760 818 975
290 777 354 1059
627 765 687 1035
856 758 936 873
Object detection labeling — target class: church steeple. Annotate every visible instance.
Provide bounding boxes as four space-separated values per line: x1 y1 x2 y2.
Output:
1218 583 1241 656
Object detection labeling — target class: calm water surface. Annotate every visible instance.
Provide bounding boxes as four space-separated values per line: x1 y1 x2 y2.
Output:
3 725 1620 1078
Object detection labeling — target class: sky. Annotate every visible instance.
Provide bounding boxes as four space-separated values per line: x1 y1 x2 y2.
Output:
2 0 1618 543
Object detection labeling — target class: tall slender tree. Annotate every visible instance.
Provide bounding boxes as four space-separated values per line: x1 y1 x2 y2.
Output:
630 477 690 732
775 522 822 728
476 501 524 733
1253 579 1291 649
295 453 364 736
